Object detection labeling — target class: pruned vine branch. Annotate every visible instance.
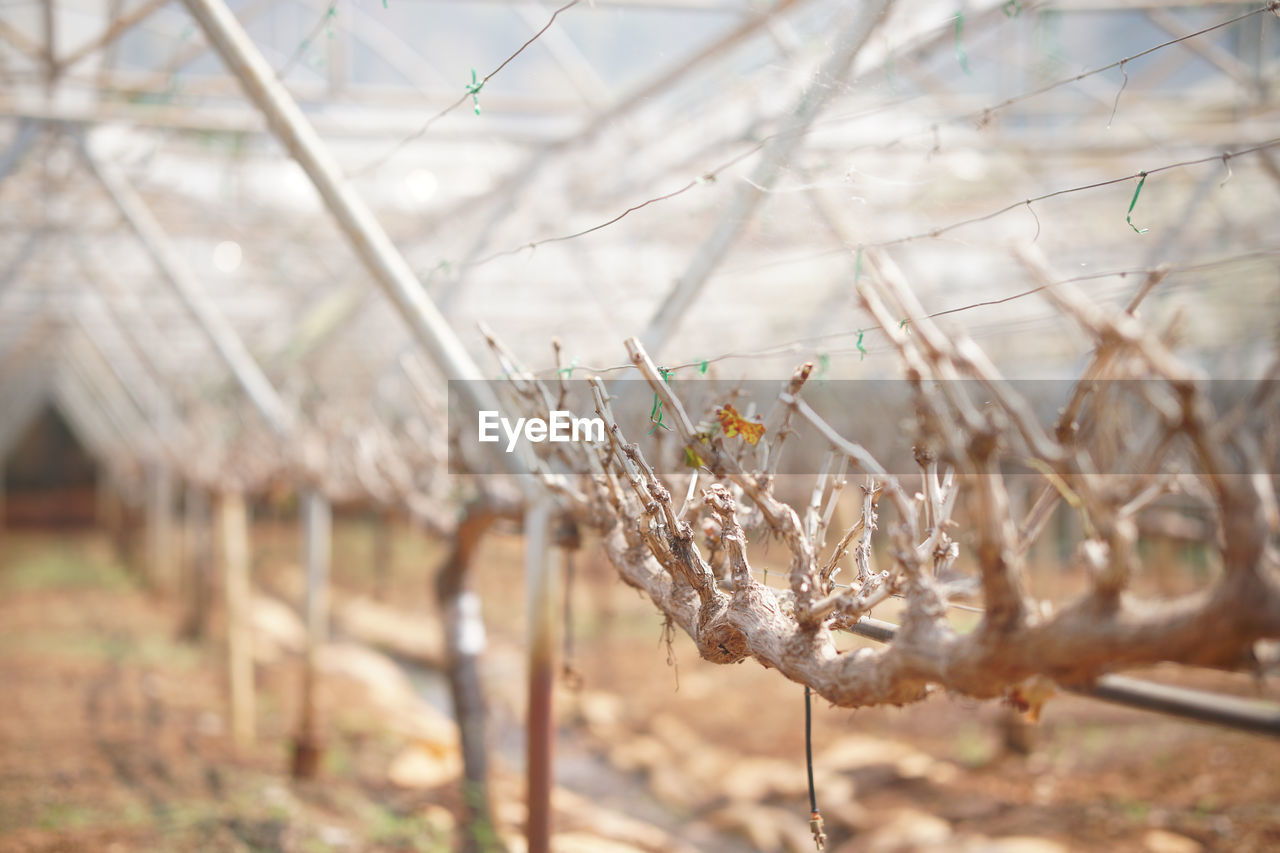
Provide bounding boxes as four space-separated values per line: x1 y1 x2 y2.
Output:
480 248 1280 710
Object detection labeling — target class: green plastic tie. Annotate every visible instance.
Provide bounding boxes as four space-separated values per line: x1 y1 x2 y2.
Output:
1126 171 1149 234
466 69 484 115
649 367 674 434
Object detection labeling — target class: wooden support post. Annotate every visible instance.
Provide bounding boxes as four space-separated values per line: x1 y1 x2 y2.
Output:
292 487 331 779
219 490 255 751
179 483 213 641
524 497 555 853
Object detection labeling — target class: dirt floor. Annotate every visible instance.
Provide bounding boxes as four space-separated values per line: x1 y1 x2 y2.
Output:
2 521 1279 852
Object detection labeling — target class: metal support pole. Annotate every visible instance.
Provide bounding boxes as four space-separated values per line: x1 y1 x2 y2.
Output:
523 496 555 853
292 487 331 778
304 489 332 639
436 501 508 852
639 0 893 357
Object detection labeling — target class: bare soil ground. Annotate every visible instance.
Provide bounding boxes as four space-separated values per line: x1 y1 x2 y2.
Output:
3 522 1280 852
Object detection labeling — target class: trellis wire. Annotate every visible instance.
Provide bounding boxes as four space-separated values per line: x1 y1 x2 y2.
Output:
518 250 1280 379
459 4 1276 268
466 134 1280 269
352 0 581 176
274 0 338 80
811 1 1275 146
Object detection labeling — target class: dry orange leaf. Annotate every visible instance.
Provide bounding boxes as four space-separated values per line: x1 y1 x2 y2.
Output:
716 404 766 445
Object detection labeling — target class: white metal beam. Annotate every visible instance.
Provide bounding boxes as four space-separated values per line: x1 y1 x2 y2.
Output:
80 137 296 438
180 0 532 484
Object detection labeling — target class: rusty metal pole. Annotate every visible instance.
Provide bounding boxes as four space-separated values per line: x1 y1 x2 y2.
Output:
523 496 555 853
292 487 331 778
436 502 507 853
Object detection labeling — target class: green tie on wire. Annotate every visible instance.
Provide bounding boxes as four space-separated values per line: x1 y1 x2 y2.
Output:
466 69 484 115
1126 171 1149 234
649 367 674 434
